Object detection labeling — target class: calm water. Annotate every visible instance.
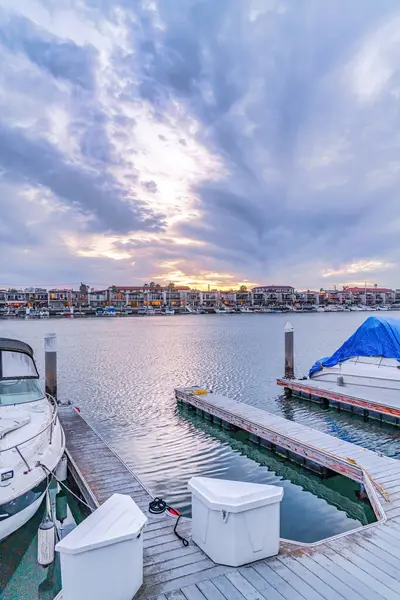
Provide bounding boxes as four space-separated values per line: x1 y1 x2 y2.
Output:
2 313 399 545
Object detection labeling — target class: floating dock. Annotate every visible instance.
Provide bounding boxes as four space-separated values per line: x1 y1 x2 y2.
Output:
59 394 400 600
277 377 400 425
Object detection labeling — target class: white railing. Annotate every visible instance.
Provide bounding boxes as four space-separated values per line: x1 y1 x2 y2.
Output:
0 394 59 471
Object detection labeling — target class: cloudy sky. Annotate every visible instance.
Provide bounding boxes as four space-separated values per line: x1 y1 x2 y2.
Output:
1 0 400 291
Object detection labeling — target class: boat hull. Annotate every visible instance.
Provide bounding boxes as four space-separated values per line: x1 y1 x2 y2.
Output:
0 487 46 542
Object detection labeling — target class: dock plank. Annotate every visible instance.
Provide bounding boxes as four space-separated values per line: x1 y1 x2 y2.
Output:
276 554 346 600
180 586 206 600
211 575 248 600
238 566 286 600
251 561 306 600
290 553 366 600
197 580 230 600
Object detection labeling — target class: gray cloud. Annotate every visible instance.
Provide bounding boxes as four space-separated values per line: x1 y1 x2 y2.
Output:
0 11 97 89
141 180 158 193
0 122 164 234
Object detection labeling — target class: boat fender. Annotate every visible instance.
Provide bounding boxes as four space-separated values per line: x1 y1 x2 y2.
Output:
55 454 68 482
55 489 68 524
37 517 55 567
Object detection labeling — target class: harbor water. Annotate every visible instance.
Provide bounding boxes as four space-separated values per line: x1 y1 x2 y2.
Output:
1 312 399 589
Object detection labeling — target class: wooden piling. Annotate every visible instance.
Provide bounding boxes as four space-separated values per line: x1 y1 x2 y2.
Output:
45 333 57 400
284 321 294 379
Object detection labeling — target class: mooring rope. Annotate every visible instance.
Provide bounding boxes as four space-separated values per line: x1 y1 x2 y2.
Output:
38 462 93 510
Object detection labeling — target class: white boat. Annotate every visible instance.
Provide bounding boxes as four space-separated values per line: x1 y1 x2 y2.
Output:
0 338 65 541
324 305 339 312
309 316 400 396
164 307 175 315
181 305 197 314
214 306 234 314
239 307 254 313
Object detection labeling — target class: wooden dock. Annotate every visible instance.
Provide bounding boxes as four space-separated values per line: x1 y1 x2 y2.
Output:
59 394 400 600
277 376 400 425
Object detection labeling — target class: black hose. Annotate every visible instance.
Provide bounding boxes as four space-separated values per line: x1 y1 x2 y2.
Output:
148 497 189 547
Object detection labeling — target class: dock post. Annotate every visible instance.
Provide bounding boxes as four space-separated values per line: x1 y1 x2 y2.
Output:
284 322 294 379
45 333 57 400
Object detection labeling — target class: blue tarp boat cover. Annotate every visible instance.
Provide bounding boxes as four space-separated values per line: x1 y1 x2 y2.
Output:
309 316 400 377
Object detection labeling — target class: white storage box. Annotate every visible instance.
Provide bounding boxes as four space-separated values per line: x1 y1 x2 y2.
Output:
188 477 283 567
56 493 147 600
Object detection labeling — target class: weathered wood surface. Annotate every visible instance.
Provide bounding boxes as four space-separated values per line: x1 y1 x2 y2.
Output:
277 377 400 420
60 394 400 600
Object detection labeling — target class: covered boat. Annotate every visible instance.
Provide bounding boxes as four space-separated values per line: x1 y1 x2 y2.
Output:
309 317 400 392
0 338 65 541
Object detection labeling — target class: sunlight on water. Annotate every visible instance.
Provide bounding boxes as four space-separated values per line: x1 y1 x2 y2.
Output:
2 312 398 542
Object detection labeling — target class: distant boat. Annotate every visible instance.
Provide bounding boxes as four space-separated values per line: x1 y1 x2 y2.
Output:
105 306 116 316
214 306 234 314
324 305 339 312
239 307 254 314
164 307 175 315
95 307 105 316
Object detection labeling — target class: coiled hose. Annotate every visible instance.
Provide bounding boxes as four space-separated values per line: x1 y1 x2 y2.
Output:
148 497 189 547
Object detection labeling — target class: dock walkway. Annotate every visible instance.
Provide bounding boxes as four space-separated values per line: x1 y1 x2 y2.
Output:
59 392 400 600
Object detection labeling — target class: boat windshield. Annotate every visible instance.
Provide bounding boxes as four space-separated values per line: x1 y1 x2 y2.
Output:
0 379 45 406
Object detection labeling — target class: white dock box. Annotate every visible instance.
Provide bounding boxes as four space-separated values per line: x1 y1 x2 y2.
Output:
188 477 283 567
56 493 147 600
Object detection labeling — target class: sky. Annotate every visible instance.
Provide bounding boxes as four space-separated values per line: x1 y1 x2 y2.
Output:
1 0 400 291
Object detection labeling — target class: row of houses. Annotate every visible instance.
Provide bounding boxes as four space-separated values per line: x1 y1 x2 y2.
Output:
1 285 400 311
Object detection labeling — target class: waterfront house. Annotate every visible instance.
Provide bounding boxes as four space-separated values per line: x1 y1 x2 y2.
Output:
319 289 342 306
296 290 319 307
345 287 394 307
88 290 108 307
24 288 49 308
6 289 28 309
220 291 237 307
235 290 252 306
200 290 220 308
48 289 73 311
252 286 295 307
121 287 143 308
182 290 202 308
107 287 128 308
166 286 191 307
